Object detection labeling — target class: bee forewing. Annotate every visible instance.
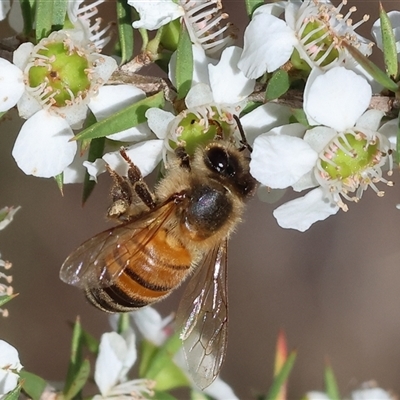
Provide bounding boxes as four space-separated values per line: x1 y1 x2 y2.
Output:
60 204 175 290
176 241 228 390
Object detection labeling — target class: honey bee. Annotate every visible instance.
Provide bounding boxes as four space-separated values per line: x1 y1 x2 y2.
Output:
60 135 256 389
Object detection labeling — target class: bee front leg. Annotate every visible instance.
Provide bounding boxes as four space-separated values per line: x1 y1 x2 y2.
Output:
106 149 157 221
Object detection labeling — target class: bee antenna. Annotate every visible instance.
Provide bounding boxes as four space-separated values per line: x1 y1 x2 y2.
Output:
233 115 252 153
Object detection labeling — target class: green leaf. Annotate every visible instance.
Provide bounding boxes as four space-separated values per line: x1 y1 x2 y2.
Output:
64 317 83 396
240 101 263 117
175 24 193 100
3 384 21 400
35 0 53 40
73 91 165 141
379 3 398 79
63 359 90 400
343 42 399 93
20 0 36 36
324 363 340 400
81 328 99 354
54 173 63 195
290 108 309 127
82 137 105 205
0 111 6 121
20 370 47 400
266 350 297 400
265 70 290 101
245 0 264 18
139 337 189 390
153 391 179 400
117 313 130 334
0 294 17 308
116 0 134 64
52 0 67 28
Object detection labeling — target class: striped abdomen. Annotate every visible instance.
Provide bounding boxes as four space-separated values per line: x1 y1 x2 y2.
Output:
85 228 192 313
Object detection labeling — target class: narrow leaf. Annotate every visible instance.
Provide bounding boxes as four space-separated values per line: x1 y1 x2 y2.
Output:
379 3 398 79
265 70 290 101
0 294 18 308
343 42 399 93
35 0 53 41
81 328 99 354
63 359 90 400
266 350 297 400
116 0 134 64
175 24 193 100
324 363 340 400
52 0 67 29
290 109 310 127
73 91 165 141
3 384 21 400
20 0 36 36
20 370 47 400
273 330 287 400
64 317 83 395
245 0 264 18
54 173 63 196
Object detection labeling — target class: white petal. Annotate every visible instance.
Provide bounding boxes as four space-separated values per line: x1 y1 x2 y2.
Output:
9 0 23 33
185 83 214 108
146 108 175 139
379 118 398 148
305 392 331 400
119 329 137 380
63 152 87 184
131 307 171 346
273 187 339 231
304 67 371 132
352 388 392 400
16 91 42 120
95 332 127 396
355 109 384 132
209 46 255 104
0 58 24 112
0 341 22 370
292 171 318 192
93 54 118 84
12 110 77 178
0 370 19 395
128 0 184 30
103 140 163 177
238 12 297 78
203 376 239 400
250 134 318 188
303 126 337 153
83 158 107 182
240 103 292 145
0 0 10 21
58 103 88 129
13 42 33 70
89 85 151 141
89 85 146 120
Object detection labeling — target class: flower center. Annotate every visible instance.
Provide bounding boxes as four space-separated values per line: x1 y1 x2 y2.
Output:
28 40 91 107
316 130 393 210
167 106 235 156
294 0 370 69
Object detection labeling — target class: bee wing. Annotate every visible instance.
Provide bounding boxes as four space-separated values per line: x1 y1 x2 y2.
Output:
176 240 228 390
60 202 176 289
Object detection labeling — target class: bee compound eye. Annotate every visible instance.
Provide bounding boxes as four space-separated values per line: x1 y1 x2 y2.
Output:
206 147 236 176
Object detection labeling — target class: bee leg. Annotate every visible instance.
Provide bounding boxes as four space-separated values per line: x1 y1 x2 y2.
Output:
106 165 134 220
175 146 191 171
119 149 157 210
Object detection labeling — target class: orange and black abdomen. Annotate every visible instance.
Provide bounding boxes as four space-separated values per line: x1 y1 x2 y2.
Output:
85 228 193 313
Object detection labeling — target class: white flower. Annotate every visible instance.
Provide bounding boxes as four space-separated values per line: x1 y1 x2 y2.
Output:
67 0 111 49
238 0 372 79
3 29 117 178
372 10 400 60
0 340 22 395
251 67 392 231
128 0 184 30
94 330 154 400
0 0 10 21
